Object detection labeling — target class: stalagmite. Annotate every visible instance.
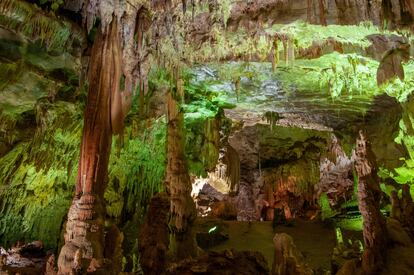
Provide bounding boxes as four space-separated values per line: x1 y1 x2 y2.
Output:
390 184 414 239
272 36 279 72
139 193 170 274
283 39 288 66
272 233 313 275
166 81 198 260
57 19 122 275
287 39 295 67
353 130 388 275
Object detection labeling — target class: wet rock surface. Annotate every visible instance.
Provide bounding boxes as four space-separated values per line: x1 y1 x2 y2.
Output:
228 124 329 221
166 249 269 275
0 241 52 274
194 218 229 249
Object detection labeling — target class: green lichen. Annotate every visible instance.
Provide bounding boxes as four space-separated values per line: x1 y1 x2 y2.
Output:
266 21 387 50
334 217 363 231
0 0 84 52
319 193 335 221
105 118 167 220
0 104 81 249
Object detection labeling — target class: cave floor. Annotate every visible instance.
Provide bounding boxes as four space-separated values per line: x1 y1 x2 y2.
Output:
207 219 337 271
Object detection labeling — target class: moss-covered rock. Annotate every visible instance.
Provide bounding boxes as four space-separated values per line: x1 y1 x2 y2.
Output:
0 102 81 249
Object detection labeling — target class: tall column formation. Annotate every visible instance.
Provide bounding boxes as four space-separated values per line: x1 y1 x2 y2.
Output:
57 20 121 274
165 81 198 259
353 130 388 275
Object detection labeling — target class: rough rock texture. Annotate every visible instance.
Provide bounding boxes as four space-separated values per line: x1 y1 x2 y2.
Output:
382 0 414 31
166 89 198 260
318 134 354 207
364 95 405 170
165 249 269 275
228 124 328 221
376 40 410 85
366 34 410 61
353 131 388 275
138 193 170 275
227 0 411 30
331 229 363 274
389 184 414 240
271 233 313 275
58 20 121 275
380 218 414 275
0 25 81 159
0 241 52 274
335 0 382 25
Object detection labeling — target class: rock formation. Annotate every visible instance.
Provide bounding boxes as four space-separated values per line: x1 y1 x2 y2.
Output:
318 134 354 207
377 39 410 85
353 131 388 274
138 193 170 275
166 85 198 259
58 19 121 275
272 233 313 275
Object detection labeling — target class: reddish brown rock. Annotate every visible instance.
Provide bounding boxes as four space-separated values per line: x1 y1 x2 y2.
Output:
353 131 388 275
138 193 170 275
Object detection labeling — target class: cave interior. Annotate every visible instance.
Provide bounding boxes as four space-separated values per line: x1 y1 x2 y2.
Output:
1 0 414 274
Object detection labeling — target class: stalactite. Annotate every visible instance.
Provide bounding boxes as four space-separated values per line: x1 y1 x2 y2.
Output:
224 144 240 193
287 39 295 67
283 39 288 66
352 130 388 275
182 0 187 14
272 36 279 72
234 76 240 102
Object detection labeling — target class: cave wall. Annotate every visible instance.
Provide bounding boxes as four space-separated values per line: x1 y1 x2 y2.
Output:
228 124 329 221
227 0 413 31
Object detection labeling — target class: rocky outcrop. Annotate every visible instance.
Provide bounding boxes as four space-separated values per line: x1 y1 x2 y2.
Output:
376 40 411 85
382 0 414 31
228 124 329 221
0 241 52 274
0 24 81 159
335 0 382 25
